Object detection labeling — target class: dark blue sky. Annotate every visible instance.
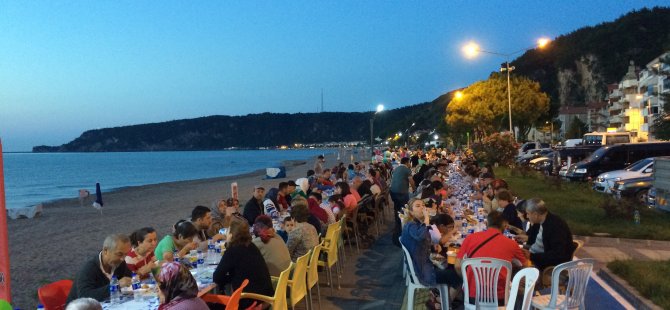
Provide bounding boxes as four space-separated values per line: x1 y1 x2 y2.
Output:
1 1 667 151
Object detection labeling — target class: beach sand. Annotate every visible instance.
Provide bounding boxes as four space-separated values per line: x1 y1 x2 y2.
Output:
7 149 367 308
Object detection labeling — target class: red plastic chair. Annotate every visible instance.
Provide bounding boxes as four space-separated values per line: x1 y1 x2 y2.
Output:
201 279 260 310
38 279 73 310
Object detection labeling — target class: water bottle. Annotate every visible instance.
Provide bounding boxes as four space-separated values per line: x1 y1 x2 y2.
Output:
37 304 45 310
173 250 180 263
109 275 121 304
131 272 141 301
216 240 222 254
634 210 640 225
197 250 204 270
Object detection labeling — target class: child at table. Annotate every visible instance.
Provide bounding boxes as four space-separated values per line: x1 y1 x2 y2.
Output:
276 217 295 243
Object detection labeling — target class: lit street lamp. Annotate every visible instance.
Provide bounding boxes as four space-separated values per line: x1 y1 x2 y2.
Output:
462 38 551 139
546 120 554 144
370 104 384 151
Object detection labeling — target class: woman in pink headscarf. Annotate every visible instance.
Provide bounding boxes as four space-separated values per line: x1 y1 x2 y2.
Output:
157 262 208 310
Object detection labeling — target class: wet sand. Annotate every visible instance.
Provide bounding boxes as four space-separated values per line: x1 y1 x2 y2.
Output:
7 150 365 308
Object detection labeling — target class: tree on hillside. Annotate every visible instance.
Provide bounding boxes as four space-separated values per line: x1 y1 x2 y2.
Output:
566 116 589 139
446 73 550 140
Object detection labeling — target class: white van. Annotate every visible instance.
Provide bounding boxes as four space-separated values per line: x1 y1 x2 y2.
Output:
582 132 631 146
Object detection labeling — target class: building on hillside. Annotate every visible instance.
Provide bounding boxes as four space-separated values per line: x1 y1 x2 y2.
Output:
587 101 609 132
607 83 624 130
639 51 670 141
558 106 588 139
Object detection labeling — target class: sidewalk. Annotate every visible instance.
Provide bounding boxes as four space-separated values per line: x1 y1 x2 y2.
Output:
295 206 666 309
576 235 670 271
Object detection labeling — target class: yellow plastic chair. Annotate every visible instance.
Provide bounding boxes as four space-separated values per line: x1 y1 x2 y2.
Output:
241 262 292 310
283 250 310 310
318 227 341 294
307 243 324 310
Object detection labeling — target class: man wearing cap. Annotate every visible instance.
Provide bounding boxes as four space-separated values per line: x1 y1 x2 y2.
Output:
243 185 266 225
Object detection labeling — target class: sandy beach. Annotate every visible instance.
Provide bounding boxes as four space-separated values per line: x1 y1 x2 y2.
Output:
7 150 364 308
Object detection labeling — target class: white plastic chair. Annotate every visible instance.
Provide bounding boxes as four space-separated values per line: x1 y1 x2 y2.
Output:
461 257 512 310
399 240 449 310
505 267 539 310
531 259 594 310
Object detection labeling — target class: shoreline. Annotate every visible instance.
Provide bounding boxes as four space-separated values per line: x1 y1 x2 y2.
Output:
34 158 309 210
6 149 365 309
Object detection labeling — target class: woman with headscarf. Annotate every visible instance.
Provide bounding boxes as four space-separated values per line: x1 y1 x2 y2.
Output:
252 215 291 276
263 188 281 221
157 262 208 310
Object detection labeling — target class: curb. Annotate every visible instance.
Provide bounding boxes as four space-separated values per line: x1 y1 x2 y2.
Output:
597 267 662 310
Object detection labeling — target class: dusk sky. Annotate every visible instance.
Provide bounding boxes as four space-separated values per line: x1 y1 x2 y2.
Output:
1 1 667 151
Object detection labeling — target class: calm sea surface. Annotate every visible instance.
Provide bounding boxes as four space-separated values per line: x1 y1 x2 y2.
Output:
2 149 335 209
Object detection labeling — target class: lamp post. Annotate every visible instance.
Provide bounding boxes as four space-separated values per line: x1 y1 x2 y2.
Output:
370 104 384 152
462 38 550 140
546 120 554 144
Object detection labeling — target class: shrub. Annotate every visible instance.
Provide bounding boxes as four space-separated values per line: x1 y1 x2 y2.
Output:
470 132 517 166
599 196 636 219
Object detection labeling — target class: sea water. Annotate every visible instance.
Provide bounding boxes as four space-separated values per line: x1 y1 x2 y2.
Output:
2 149 336 209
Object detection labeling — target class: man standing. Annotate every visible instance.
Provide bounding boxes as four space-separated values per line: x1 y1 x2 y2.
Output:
243 185 266 225
67 234 133 303
314 155 325 175
456 211 527 305
391 157 415 246
515 198 575 271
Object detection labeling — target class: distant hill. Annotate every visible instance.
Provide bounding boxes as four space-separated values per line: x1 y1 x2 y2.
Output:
512 7 670 114
33 92 455 152
34 7 670 152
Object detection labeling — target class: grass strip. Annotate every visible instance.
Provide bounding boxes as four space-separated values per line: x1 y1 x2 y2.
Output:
493 167 670 240
608 260 670 309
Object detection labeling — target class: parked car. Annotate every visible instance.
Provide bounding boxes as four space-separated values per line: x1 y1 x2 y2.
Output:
652 157 670 212
593 157 654 193
518 142 550 156
612 176 653 204
565 142 670 181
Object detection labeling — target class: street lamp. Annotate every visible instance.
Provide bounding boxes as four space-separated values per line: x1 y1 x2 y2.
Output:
370 104 384 152
462 38 551 139
546 120 554 144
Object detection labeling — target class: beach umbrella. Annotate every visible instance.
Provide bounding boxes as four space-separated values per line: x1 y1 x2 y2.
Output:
93 182 103 212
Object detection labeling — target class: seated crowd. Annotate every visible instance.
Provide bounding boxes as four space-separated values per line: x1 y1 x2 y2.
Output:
394 147 576 309
65 153 392 309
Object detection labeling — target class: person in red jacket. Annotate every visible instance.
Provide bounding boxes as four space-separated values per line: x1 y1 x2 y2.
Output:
307 192 329 225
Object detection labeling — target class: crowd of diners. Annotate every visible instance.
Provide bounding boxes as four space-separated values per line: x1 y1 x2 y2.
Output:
391 148 575 309
62 147 576 310
64 152 397 310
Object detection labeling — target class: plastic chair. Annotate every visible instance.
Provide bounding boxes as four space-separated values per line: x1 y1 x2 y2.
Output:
306 243 323 310
284 250 310 310
336 215 347 264
38 279 73 310
343 206 361 252
318 227 341 294
505 267 539 310
460 257 512 310
399 241 449 310
531 259 594 310
241 262 292 310
0 299 12 310
201 278 250 310
540 240 584 288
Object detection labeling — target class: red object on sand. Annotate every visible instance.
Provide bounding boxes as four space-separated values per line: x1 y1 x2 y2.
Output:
0 139 11 302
